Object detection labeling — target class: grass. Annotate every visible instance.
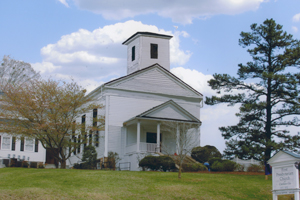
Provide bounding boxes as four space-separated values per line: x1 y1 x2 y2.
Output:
0 168 292 200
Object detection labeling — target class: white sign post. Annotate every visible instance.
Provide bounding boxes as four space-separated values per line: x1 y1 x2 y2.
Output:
268 151 300 200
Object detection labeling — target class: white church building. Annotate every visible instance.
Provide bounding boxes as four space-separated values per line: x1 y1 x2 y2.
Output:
0 32 203 170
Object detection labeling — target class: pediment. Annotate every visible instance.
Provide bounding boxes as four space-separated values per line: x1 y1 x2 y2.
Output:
137 100 200 123
268 150 300 165
105 64 202 98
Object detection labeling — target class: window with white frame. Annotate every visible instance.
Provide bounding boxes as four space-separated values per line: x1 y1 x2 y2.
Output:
2 136 11 150
25 138 34 151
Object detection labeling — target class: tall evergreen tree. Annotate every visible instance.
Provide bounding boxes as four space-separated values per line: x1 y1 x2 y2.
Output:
205 19 300 162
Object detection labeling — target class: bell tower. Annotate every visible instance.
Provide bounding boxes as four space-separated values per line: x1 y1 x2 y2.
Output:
122 32 173 75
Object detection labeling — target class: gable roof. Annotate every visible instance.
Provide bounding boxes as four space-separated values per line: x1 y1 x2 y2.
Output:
104 64 203 97
268 150 300 165
122 32 173 45
124 100 201 125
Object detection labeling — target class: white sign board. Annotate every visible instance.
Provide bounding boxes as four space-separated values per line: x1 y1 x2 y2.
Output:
273 166 295 190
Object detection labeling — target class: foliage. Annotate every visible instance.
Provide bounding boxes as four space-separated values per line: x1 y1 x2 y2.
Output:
182 163 207 172
0 79 104 168
30 162 38 168
107 151 121 170
160 121 200 178
205 18 300 162
0 168 275 199
38 163 44 169
81 145 97 169
211 160 237 172
235 163 245 172
0 55 40 92
22 161 29 168
247 164 264 172
208 157 222 166
139 155 176 172
191 145 222 163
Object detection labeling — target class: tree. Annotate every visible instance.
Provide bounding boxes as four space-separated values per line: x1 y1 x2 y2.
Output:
205 19 300 162
0 79 104 168
160 121 200 178
0 55 40 91
82 145 98 169
191 145 222 163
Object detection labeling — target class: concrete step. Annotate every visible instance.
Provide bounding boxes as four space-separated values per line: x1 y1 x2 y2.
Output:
44 164 56 169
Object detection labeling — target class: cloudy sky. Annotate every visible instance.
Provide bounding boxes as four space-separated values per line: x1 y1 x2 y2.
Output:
1 0 300 153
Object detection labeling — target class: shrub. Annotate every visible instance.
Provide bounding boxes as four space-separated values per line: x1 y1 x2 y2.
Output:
139 155 176 171
191 145 222 163
22 161 29 168
30 162 38 168
73 163 81 169
182 163 207 172
38 163 44 169
107 151 121 170
211 160 237 172
10 159 17 167
81 145 97 169
247 164 264 172
208 157 222 166
235 163 245 172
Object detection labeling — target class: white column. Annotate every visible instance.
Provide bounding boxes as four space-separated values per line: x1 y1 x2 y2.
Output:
137 121 140 152
176 123 179 154
104 95 109 157
156 122 160 152
124 126 127 147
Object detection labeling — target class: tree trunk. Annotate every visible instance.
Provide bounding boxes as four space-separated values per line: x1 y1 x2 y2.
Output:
60 159 66 169
178 164 182 179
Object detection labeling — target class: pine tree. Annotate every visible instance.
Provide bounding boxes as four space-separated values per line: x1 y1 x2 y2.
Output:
205 19 300 162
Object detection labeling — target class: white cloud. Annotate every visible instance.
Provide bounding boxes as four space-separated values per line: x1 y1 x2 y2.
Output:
34 20 192 92
293 13 300 22
71 0 266 24
58 0 69 7
292 26 298 33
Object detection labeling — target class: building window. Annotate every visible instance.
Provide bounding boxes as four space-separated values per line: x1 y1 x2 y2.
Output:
25 138 34 151
12 137 16 151
151 44 158 59
0 136 1 149
77 135 81 153
132 46 135 61
93 108 99 147
3 136 10 150
20 137 24 151
82 114 86 148
35 139 39 152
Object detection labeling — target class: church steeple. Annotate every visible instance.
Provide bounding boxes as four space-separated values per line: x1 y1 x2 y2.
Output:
122 32 173 75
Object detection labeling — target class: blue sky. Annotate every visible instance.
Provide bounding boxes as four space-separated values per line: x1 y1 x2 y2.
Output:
1 0 300 153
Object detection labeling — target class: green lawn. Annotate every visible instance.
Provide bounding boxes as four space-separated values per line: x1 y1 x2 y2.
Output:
0 168 285 200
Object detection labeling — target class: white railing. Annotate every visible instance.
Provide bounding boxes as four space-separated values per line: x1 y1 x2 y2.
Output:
126 143 159 153
140 142 158 153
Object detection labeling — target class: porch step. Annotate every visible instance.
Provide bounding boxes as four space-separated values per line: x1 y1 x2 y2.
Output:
45 164 56 169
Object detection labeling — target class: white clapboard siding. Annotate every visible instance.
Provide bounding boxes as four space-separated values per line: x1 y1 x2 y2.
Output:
110 68 198 97
96 131 105 157
108 95 163 126
147 104 191 121
107 125 122 155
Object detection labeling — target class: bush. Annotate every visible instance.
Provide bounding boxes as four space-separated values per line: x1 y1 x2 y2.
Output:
30 162 37 168
211 160 237 172
81 145 97 169
139 156 176 172
107 151 121 170
10 159 17 167
235 163 245 172
22 161 29 168
208 157 222 166
73 163 81 169
191 145 222 163
182 163 207 172
247 164 264 172
38 163 44 169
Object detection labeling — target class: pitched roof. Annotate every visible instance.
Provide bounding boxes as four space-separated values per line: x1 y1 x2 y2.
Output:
124 100 201 125
122 32 173 45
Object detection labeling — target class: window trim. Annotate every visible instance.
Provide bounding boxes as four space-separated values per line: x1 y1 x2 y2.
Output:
2 136 11 150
